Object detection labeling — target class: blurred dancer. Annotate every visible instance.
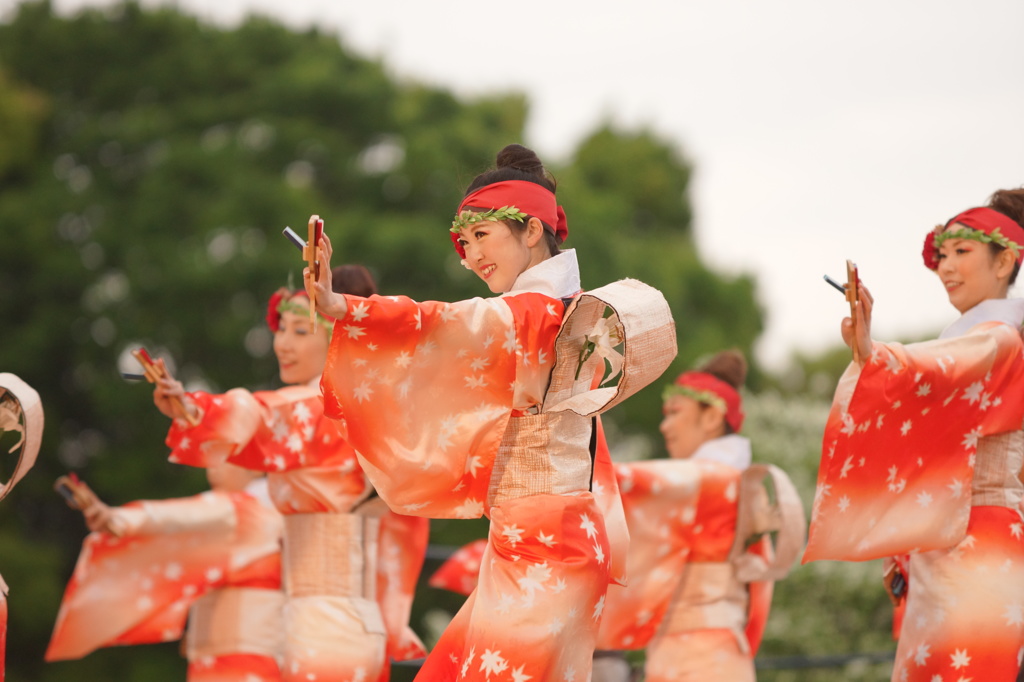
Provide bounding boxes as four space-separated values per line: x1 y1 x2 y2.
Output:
596 350 805 681
151 265 428 682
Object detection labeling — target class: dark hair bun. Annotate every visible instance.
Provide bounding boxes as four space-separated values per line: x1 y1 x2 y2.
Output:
496 144 545 175
465 143 556 195
988 187 1024 228
698 349 747 390
331 264 377 297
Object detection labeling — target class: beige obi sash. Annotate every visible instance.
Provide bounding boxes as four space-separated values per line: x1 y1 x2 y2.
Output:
489 412 593 505
971 430 1024 509
490 279 677 504
186 586 285 661
283 513 380 599
660 562 748 649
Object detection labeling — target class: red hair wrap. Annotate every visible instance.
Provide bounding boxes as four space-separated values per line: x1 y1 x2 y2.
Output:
266 288 334 331
451 180 567 258
922 207 1024 270
672 371 745 433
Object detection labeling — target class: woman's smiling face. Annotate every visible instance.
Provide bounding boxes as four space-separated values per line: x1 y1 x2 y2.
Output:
659 394 725 459
456 219 535 294
935 225 1014 313
273 299 329 385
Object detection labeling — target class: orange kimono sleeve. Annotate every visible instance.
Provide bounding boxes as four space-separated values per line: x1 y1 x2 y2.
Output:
166 389 262 468
321 293 562 518
592 417 631 586
428 539 488 597
376 511 430 661
167 385 352 474
805 321 1024 562
46 495 234 660
45 491 278 661
596 459 703 650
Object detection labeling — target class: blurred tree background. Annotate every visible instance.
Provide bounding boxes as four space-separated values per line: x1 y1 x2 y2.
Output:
0 2 898 680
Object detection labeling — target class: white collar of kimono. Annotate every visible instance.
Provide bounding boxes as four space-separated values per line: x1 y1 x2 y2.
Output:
245 476 274 510
939 297 1024 339
503 249 581 300
691 433 752 470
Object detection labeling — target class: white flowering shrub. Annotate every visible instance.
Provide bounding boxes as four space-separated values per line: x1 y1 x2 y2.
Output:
745 391 895 681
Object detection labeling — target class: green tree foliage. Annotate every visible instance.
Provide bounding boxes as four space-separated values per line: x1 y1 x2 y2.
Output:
559 125 764 442
0 69 48 181
0 2 764 680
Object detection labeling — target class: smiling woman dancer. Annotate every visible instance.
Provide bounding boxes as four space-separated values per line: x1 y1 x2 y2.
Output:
307 144 677 681
150 265 428 682
804 188 1024 681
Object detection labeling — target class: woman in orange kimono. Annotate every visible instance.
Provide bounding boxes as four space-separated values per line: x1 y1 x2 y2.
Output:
307 144 677 681
150 265 429 682
804 188 1024 681
594 351 805 682
46 458 285 682
0 372 44 680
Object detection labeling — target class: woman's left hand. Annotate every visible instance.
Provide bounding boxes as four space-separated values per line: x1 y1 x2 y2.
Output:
303 232 348 319
83 500 114 534
840 283 874 364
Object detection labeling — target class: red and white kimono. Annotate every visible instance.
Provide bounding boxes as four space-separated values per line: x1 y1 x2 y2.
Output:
596 436 805 682
321 250 676 681
46 483 285 681
805 298 1024 681
166 382 429 682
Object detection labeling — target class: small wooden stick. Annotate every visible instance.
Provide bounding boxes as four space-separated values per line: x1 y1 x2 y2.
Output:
846 260 861 364
302 214 323 331
130 348 200 426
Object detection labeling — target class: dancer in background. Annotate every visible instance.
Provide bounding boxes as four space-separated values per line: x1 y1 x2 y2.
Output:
149 265 428 682
804 188 1024 680
46 457 285 682
595 350 805 682
0 373 44 679
308 144 677 681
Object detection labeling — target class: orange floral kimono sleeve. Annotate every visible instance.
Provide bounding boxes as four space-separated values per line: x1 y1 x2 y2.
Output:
166 389 262 468
166 386 351 474
804 321 1024 562
596 459 702 650
45 492 254 661
320 293 563 518
376 511 430 661
428 539 488 596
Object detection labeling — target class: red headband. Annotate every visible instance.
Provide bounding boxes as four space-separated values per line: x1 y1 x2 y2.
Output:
669 371 745 433
922 207 1024 270
450 180 568 258
266 288 334 331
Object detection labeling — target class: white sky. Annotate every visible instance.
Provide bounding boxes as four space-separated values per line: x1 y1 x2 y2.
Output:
12 0 1024 369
